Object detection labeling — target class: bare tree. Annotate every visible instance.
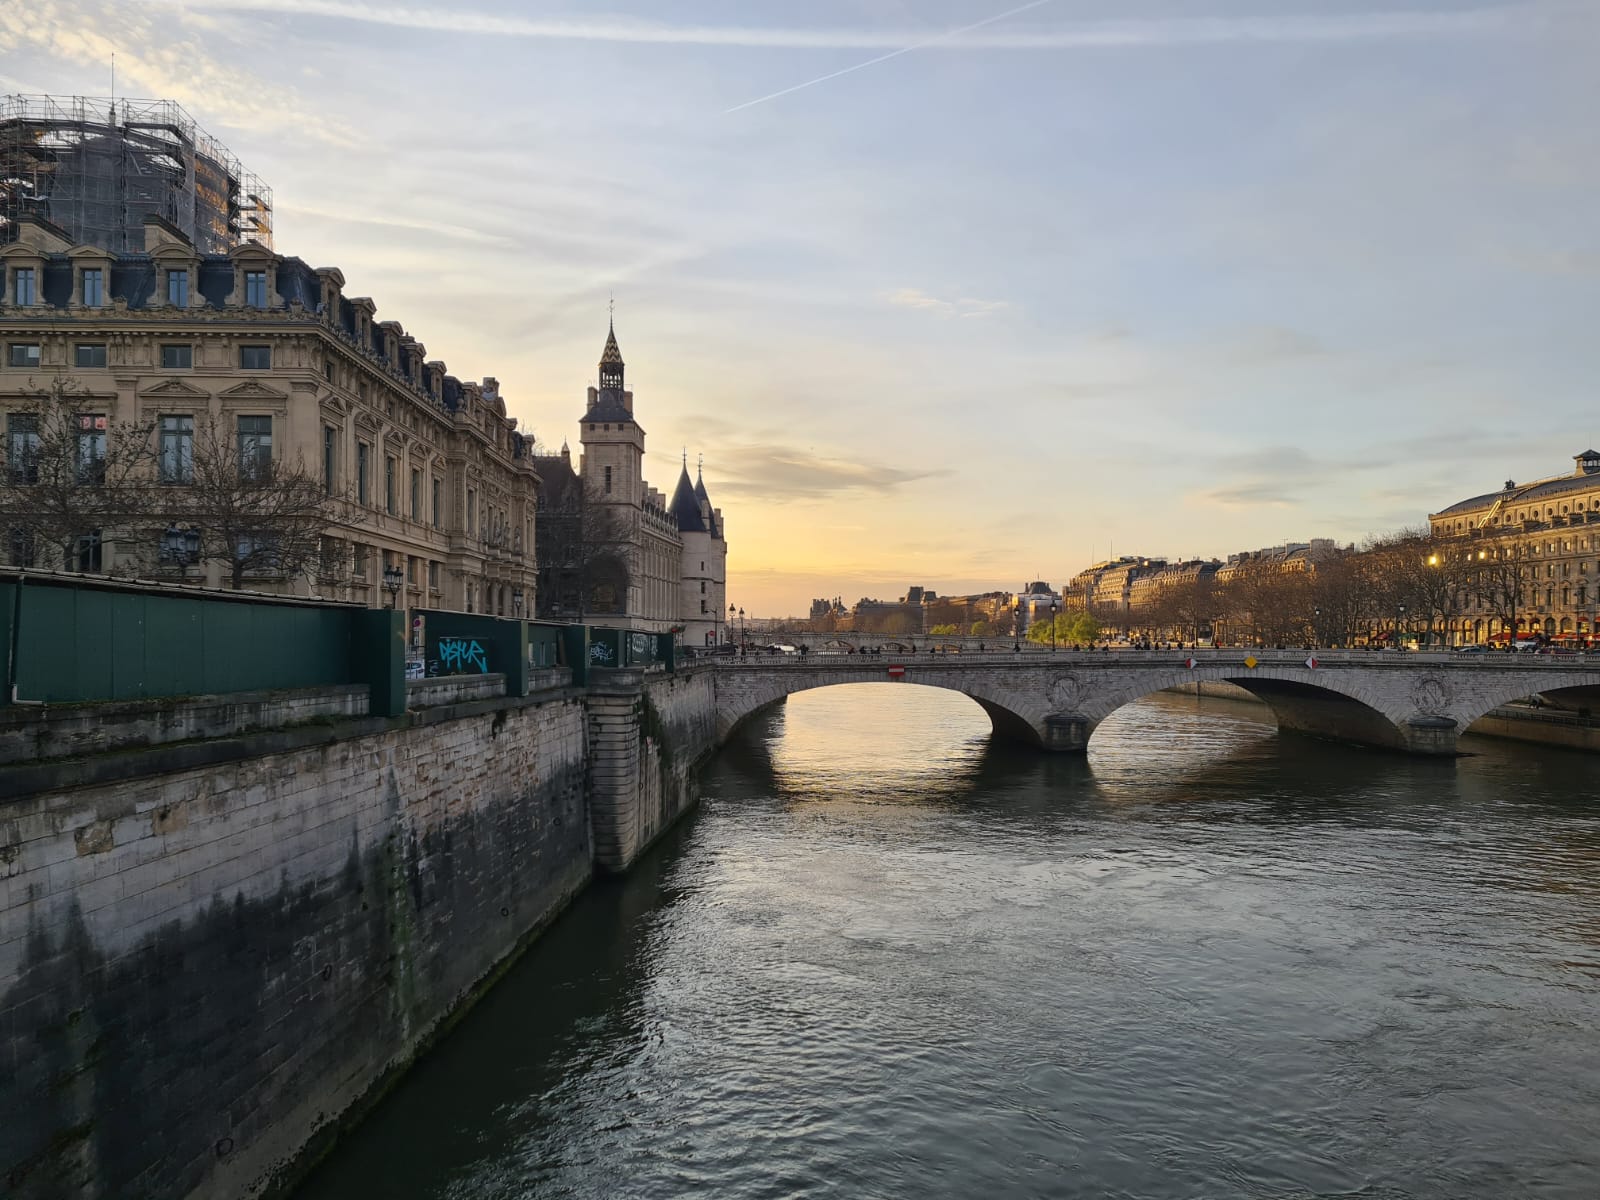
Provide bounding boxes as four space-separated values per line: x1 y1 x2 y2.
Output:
0 377 157 572
1470 541 1535 644
158 415 348 590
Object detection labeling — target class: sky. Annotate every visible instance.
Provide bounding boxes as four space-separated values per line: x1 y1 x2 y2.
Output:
4 0 1598 615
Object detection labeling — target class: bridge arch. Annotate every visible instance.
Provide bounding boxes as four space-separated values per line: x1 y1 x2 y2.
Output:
1081 666 1427 753
714 668 1055 749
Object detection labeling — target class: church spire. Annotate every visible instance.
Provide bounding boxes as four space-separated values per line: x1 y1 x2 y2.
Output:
599 311 624 390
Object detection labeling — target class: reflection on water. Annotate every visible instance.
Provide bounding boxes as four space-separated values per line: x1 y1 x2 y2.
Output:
297 686 1600 1200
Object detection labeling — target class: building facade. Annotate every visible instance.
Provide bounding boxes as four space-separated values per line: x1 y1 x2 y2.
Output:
1 214 538 615
1428 451 1600 644
531 324 728 641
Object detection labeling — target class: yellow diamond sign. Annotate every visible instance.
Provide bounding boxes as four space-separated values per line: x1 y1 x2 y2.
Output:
1244 655 1258 669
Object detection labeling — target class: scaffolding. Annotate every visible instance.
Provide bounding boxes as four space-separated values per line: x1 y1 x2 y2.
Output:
0 94 272 254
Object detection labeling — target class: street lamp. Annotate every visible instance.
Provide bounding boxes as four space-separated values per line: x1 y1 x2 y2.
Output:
382 564 403 609
738 606 746 647
512 587 524 618
1397 601 1407 650
1313 605 1321 649
160 523 200 574
1049 600 1058 653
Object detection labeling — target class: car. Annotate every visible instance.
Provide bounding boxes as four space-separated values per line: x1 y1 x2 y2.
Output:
1453 644 1489 655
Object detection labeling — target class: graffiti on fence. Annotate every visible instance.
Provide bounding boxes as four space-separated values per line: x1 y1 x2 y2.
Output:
590 641 615 666
438 637 489 674
628 632 655 664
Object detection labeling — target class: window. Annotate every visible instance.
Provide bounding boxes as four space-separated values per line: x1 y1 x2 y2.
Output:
79 268 104 307
8 528 35 568
467 488 476 533
13 267 35 305
159 415 194 483
701 599 707 613
406 555 418 585
431 478 441 528
167 268 189 306
324 360 333 382
74 343 107 368
323 427 337 496
245 270 268 308
353 543 369 579
410 468 421 520
75 414 107 484
700 580 706 593
7 413 40 484
357 442 370 505
237 415 272 480
8 343 40 368
239 345 271 370
604 465 612 495
160 344 192 369
385 456 397 515
428 560 439 590
72 531 102 573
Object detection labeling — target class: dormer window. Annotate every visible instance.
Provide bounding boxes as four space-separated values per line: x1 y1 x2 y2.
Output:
81 268 104 307
12 267 35 306
245 270 268 308
167 269 189 306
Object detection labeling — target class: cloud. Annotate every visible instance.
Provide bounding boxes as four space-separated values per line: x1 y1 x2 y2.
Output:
712 444 949 500
124 0 1552 51
887 287 1010 319
0 0 354 146
1195 482 1304 509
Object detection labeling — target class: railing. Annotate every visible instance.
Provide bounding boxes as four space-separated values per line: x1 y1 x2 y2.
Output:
710 647 1600 670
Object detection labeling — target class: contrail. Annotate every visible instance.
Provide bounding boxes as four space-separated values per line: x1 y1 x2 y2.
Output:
724 0 1056 114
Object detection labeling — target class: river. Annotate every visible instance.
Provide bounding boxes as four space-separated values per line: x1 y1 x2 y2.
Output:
296 687 1600 1199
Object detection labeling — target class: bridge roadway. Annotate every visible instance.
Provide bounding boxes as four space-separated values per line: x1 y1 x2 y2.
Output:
706 647 1600 755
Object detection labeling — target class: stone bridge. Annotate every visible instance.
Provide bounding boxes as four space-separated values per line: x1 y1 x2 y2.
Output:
709 649 1600 755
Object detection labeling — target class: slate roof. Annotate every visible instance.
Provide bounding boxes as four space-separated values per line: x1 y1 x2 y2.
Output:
1434 471 1600 517
584 386 634 424
669 464 706 533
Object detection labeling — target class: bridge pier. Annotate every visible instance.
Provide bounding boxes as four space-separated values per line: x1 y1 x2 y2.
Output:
1042 713 1091 753
1400 715 1460 756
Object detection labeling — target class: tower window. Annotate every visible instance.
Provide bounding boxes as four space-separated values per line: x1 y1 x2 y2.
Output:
604 466 612 495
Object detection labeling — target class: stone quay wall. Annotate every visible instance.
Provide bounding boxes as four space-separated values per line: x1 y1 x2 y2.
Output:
1 689 594 1200
588 667 718 872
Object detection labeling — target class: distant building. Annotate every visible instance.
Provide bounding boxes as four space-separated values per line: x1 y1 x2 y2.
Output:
1428 450 1600 643
530 323 728 642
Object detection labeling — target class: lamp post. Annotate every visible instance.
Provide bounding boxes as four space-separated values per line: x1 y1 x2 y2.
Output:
382 564 403 610
512 587 524 618
1397 601 1407 650
1313 605 1321 649
738 606 746 647
1049 600 1058 653
729 603 736 649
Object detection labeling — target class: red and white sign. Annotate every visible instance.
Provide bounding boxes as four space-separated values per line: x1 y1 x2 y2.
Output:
1184 657 1197 669
1304 656 1318 669
887 664 906 679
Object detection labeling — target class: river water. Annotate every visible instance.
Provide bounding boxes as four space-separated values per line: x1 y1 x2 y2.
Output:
297 687 1600 1199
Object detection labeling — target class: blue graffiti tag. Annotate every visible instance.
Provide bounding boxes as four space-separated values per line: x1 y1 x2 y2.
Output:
590 642 615 665
438 637 489 674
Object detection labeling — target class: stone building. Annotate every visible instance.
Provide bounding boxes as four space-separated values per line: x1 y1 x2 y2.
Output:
1 214 538 614
1428 450 1600 643
531 323 727 641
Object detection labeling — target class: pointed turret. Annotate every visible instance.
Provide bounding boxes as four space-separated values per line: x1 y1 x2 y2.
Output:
694 459 719 537
669 461 706 532
599 318 624 390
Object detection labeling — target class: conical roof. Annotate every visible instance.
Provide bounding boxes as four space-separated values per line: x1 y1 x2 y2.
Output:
694 464 719 538
600 319 624 366
669 462 706 532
